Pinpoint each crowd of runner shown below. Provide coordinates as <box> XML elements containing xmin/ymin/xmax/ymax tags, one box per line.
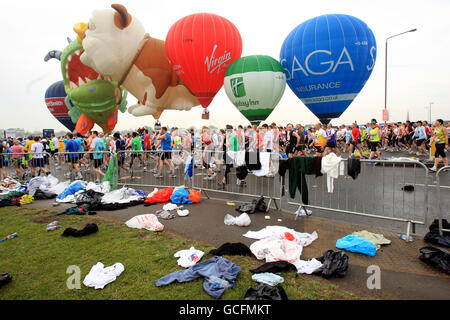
<box><xmin>0</xmin><ymin>118</ymin><xmax>448</xmax><ymax>181</ymax></box>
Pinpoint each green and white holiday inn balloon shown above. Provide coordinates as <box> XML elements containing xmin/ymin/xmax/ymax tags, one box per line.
<box><xmin>224</xmin><ymin>55</ymin><xmax>286</xmax><ymax>125</ymax></box>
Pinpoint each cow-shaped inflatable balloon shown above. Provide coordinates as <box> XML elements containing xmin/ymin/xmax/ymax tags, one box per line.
<box><xmin>78</xmin><ymin>4</ymin><xmax>200</xmax><ymax>119</ymax></box>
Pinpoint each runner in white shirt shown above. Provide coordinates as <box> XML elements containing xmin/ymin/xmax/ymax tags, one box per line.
<box><xmin>31</xmin><ymin>137</ymin><xmax>48</xmax><ymax>176</ymax></box>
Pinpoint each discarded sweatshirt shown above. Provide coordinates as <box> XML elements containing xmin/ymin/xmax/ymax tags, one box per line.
<box><xmin>155</xmin><ymin>256</ymin><xmax>241</xmax><ymax>299</ymax></box>
<box><xmin>250</xmin><ymin>261</ymin><xmax>297</xmax><ymax>274</ymax></box>
<box><xmin>209</xmin><ymin>243</ymin><xmax>253</xmax><ymax>257</ymax></box>
<box><xmin>62</xmin><ymin>223</ymin><xmax>98</xmax><ymax>237</ymax></box>
<box><xmin>419</xmin><ymin>246</ymin><xmax>450</xmax><ymax>274</ymax></box>
<box><xmin>336</xmin><ymin>235</ymin><xmax>377</xmax><ymax>256</ymax></box>
<box><xmin>125</xmin><ymin>214</ymin><xmax>164</xmax><ymax>232</ymax></box>
<box><xmin>252</xmin><ymin>272</ymin><xmax>284</xmax><ymax>286</ymax></box>
<box><xmin>347</xmin><ymin>158</ymin><xmax>361</xmax><ymax>180</ymax></box>
<box><xmin>313</xmin><ymin>250</ymin><xmax>349</xmax><ymax>278</ymax></box>
<box><xmin>352</xmin><ymin>230</ymin><xmax>391</xmax><ymax>250</ymax></box>
<box><xmin>278</xmin><ymin>156</ymin><xmax>314</xmax><ymax>204</ymax></box>
<box><xmin>320</xmin><ymin>153</ymin><xmax>345</xmax><ymax>193</ymax></box>
<box><xmin>244</xmin><ymin>283</ymin><xmax>290</xmax><ymax>300</ymax></box>
<box><xmin>174</xmin><ymin>247</ymin><xmax>204</xmax><ymax>268</ymax></box>
<box><xmin>83</xmin><ymin>262</ymin><xmax>125</xmax><ymax>289</ymax></box>
<box><xmin>0</xmin><ymin>273</ymin><xmax>12</xmax><ymax>288</ymax></box>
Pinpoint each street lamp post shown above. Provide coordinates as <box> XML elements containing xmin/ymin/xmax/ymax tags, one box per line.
<box><xmin>384</xmin><ymin>28</ymin><xmax>417</xmax><ymax>123</ymax></box>
<box><xmin>429</xmin><ymin>102</ymin><xmax>434</xmax><ymax>123</ymax></box>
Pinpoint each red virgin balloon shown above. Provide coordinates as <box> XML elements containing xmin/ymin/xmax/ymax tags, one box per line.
<box><xmin>165</xmin><ymin>13</ymin><xmax>242</xmax><ymax>113</ymax></box>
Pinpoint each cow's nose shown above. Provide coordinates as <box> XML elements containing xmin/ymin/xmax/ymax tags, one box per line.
<box><xmin>73</xmin><ymin>22</ymin><xmax>88</xmax><ymax>43</ymax></box>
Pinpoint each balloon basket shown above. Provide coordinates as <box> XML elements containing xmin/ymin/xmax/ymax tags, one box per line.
<box><xmin>201</xmin><ymin>112</ymin><xmax>209</xmax><ymax>120</ymax></box>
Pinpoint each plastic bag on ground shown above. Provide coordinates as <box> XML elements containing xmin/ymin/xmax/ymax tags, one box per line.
<box><xmin>187</xmin><ymin>189</ymin><xmax>201</xmax><ymax>203</ymax></box>
<box><xmin>144</xmin><ymin>187</ymin><xmax>174</xmax><ymax>204</ymax></box>
<box><xmin>163</xmin><ymin>203</ymin><xmax>178</xmax><ymax>211</ymax></box>
<box><xmin>83</xmin><ymin>262</ymin><xmax>124</xmax><ymax>289</ymax></box>
<box><xmin>313</xmin><ymin>250</ymin><xmax>349</xmax><ymax>278</ymax></box>
<box><xmin>102</xmin><ymin>187</ymin><xmax>143</xmax><ymax>204</ymax></box>
<box><xmin>336</xmin><ymin>235</ymin><xmax>377</xmax><ymax>256</ymax></box>
<box><xmin>250</xmin><ymin>237</ymin><xmax>303</xmax><ymax>263</ymax></box>
<box><xmin>125</xmin><ymin>214</ymin><xmax>164</xmax><ymax>232</ymax></box>
<box><xmin>224</xmin><ymin>213</ymin><xmax>251</xmax><ymax>227</ymax></box>
<box><xmin>419</xmin><ymin>246</ymin><xmax>450</xmax><ymax>274</ymax></box>
<box><xmin>243</xmin><ymin>226</ymin><xmax>318</xmax><ymax>247</ymax></box>
<box><xmin>86</xmin><ymin>181</ymin><xmax>111</xmax><ymax>194</ymax></box>
<box><xmin>251</xmin><ymin>272</ymin><xmax>284</xmax><ymax>286</ymax></box>
<box><xmin>170</xmin><ymin>188</ymin><xmax>193</xmax><ymax>204</ymax></box>
<box><xmin>56</xmin><ymin>182</ymin><xmax>86</xmax><ymax>201</ymax></box>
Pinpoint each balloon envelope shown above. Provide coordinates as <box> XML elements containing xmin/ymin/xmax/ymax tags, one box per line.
<box><xmin>165</xmin><ymin>13</ymin><xmax>243</xmax><ymax>109</ymax></box>
<box><xmin>224</xmin><ymin>55</ymin><xmax>286</xmax><ymax>125</ymax></box>
<box><xmin>280</xmin><ymin>14</ymin><xmax>377</xmax><ymax>124</ymax></box>
<box><xmin>44</xmin><ymin>80</ymin><xmax>76</xmax><ymax>131</ymax></box>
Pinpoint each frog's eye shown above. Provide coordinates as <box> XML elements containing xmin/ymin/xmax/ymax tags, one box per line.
<box><xmin>88</xmin><ymin>20</ymin><xmax>96</xmax><ymax>31</ymax></box>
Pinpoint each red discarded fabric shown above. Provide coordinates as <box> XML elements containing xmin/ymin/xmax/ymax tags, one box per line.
<box><xmin>187</xmin><ymin>189</ymin><xmax>201</xmax><ymax>203</ymax></box>
<box><xmin>144</xmin><ymin>187</ymin><xmax>174</xmax><ymax>204</ymax></box>
<box><xmin>283</xmin><ymin>232</ymin><xmax>295</xmax><ymax>241</ymax></box>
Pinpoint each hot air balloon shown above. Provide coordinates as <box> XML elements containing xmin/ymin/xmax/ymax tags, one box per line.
<box><xmin>44</xmin><ymin>80</ymin><xmax>76</xmax><ymax>132</ymax></box>
<box><xmin>224</xmin><ymin>55</ymin><xmax>286</xmax><ymax>125</ymax></box>
<box><xmin>280</xmin><ymin>14</ymin><xmax>377</xmax><ymax>124</ymax></box>
<box><xmin>165</xmin><ymin>13</ymin><xmax>243</xmax><ymax>119</ymax></box>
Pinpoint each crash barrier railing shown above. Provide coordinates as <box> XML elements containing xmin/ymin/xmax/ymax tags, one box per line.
<box><xmin>436</xmin><ymin>165</ymin><xmax>450</xmax><ymax>236</ymax></box>
<box><xmin>192</xmin><ymin>149</ymin><xmax>282</xmax><ymax>211</ymax></box>
<box><xmin>285</xmin><ymin>158</ymin><xmax>430</xmax><ymax>237</ymax></box>
<box><xmin>49</xmin><ymin>151</ymin><xmax>115</xmax><ymax>184</ymax></box>
<box><xmin>116</xmin><ymin>149</ymin><xmax>194</xmax><ymax>190</ymax></box>
<box><xmin>0</xmin><ymin>152</ymin><xmax>53</xmax><ymax>180</ymax></box>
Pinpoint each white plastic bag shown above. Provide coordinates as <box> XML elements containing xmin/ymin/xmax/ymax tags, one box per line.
<box><xmin>224</xmin><ymin>212</ymin><xmax>251</xmax><ymax>227</ymax></box>
<box><xmin>125</xmin><ymin>214</ymin><xmax>164</xmax><ymax>232</ymax></box>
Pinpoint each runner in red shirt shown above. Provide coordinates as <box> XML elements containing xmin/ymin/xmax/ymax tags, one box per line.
<box><xmin>349</xmin><ymin>123</ymin><xmax>365</xmax><ymax>158</ymax></box>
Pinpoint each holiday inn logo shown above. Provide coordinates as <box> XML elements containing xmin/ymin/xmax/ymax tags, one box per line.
<box><xmin>230</xmin><ymin>77</ymin><xmax>246</xmax><ymax>98</ymax></box>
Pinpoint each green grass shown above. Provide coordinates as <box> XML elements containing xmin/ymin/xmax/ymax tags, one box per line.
<box><xmin>0</xmin><ymin>207</ymin><xmax>357</xmax><ymax>300</ymax></box>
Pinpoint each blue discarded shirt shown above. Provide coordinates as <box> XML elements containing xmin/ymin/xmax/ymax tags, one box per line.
<box><xmin>155</xmin><ymin>256</ymin><xmax>241</xmax><ymax>299</ymax></box>
<box><xmin>336</xmin><ymin>235</ymin><xmax>377</xmax><ymax>256</ymax></box>
<box><xmin>56</xmin><ymin>182</ymin><xmax>85</xmax><ymax>200</ymax></box>
<box><xmin>170</xmin><ymin>188</ymin><xmax>193</xmax><ymax>204</ymax></box>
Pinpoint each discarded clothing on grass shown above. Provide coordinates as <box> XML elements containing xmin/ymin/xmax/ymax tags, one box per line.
<box><xmin>0</xmin><ymin>273</ymin><xmax>12</xmax><ymax>288</ymax></box>
<box><xmin>235</xmin><ymin>196</ymin><xmax>267</xmax><ymax>214</ymax></box>
<box><xmin>224</xmin><ymin>212</ymin><xmax>251</xmax><ymax>227</ymax></box>
<box><xmin>2</xmin><ymin>190</ymin><xmax>26</xmax><ymax>200</ymax></box>
<box><xmin>155</xmin><ymin>256</ymin><xmax>241</xmax><ymax>299</ymax></box>
<box><xmin>101</xmin><ymin>187</ymin><xmax>144</xmax><ymax>204</ymax></box>
<box><xmin>321</xmin><ymin>153</ymin><xmax>345</xmax><ymax>193</ymax></box>
<box><xmin>170</xmin><ymin>188</ymin><xmax>193</xmax><ymax>204</ymax></box>
<box><xmin>336</xmin><ymin>235</ymin><xmax>377</xmax><ymax>256</ymax></box>
<box><xmin>313</xmin><ymin>250</ymin><xmax>349</xmax><ymax>278</ymax></box>
<box><xmin>155</xmin><ymin>209</ymin><xmax>176</xmax><ymax>220</ymax></box>
<box><xmin>252</xmin><ymin>272</ymin><xmax>284</xmax><ymax>286</ymax></box>
<box><xmin>19</xmin><ymin>195</ymin><xmax>33</xmax><ymax>205</ymax></box>
<box><xmin>0</xmin><ymin>178</ymin><xmax>21</xmax><ymax>194</ymax></box>
<box><xmin>424</xmin><ymin>219</ymin><xmax>450</xmax><ymax>248</ymax></box>
<box><xmin>56</xmin><ymin>181</ymin><xmax>86</xmax><ymax>202</ymax></box>
<box><xmin>250</xmin><ymin>237</ymin><xmax>304</xmax><ymax>263</ymax></box>
<box><xmin>347</xmin><ymin>158</ymin><xmax>361</xmax><ymax>180</ymax></box>
<box><xmin>85</xmin><ymin>181</ymin><xmax>110</xmax><ymax>194</ymax></box>
<box><xmin>33</xmin><ymin>190</ymin><xmax>57</xmax><ymax>200</ymax></box>
<box><xmin>244</xmin><ymin>283</ymin><xmax>290</xmax><ymax>300</ymax></box>
<box><xmin>0</xmin><ymin>198</ymin><xmax>20</xmax><ymax>208</ymax></box>
<box><xmin>163</xmin><ymin>203</ymin><xmax>178</xmax><ymax>211</ymax></box>
<box><xmin>209</xmin><ymin>243</ymin><xmax>252</xmax><ymax>257</ymax></box>
<box><xmin>55</xmin><ymin>206</ymin><xmax>92</xmax><ymax>216</ymax></box>
<box><xmin>27</xmin><ymin>175</ymin><xmax>59</xmax><ymax>196</ymax></box>
<box><xmin>125</xmin><ymin>214</ymin><xmax>164</xmax><ymax>232</ymax></box>
<box><xmin>351</xmin><ymin>230</ymin><xmax>391</xmax><ymax>250</ymax></box>
<box><xmin>250</xmin><ymin>261</ymin><xmax>297</xmax><ymax>274</ymax></box>
<box><xmin>419</xmin><ymin>246</ymin><xmax>450</xmax><ymax>274</ymax></box>
<box><xmin>144</xmin><ymin>187</ymin><xmax>174</xmax><ymax>204</ymax></box>
<box><xmin>244</xmin><ymin>226</ymin><xmax>318</xmax><ymax>247</ymax></box>
<box><xmin>292</xmin><ymin>258</ymin><xmax>323</xmax><ymax>274</ymax></box>
<box><xmin>62</xmin><ymin>223</ymin><xmax>98</xmax><ymax>237</ymax></box>
<box><xmin>83</xmin><ymin>262</ymin><xmax>125</xmax><ymax>290</ymax></box>
<box><xmin>174</xmin><ymin>246</ymin><xmax>204</xmax><ymax>268</ymax></box>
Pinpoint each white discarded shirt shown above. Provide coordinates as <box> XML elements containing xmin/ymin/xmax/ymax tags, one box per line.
<box><xmin>320</xmin><ymin>153</ymin><xmax>345</xmax><ymax>193</ymax></box>
<box><xmin>292</xmin><ymin>258</ymin><xmax>323</xmax><ymax>274</ymax></box>
<box><xmin>83</xmin><ymin>262</ymin><xmax>125</xmax><ymax>290</ymax></box>
<box><xmin>173</xmin><ymin>246</ymin><xmax>204</xmax><ymax>268</ymax></box>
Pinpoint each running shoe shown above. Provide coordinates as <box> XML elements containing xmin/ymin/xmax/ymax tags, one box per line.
<box><xmin>150</xmin><ymin>168</ymin><xmax>157</xmax><ymax>173</ymax></box>
<box><xmin>143</xmin><ymin>167</ymin><xmax>147</xmax><ymax>171</ymax></box>
<box><xmin>154</xmin><ymin>174</ymin><xmax>164</xmax><ymax>178</ymax></box>
<box><xmin>169</xmin><ymin>174</ymin><xmax>177</xmax><ymax>178</ymax></box>
<box><xmin>65</xmin><ymin>172</ymin><xmax>71</xmax><ymax>178</ymax></box>
<box><xmin>77</xmin><ymin>172</ymin><xmax>83</xmax><ymax>179</ymax></box>
<box><xmin>429</xmin><ymin>166</ymin><xmax>437</xmax><ymax>172</ymax></box>
<box><xmin>207</xmin><ymin>173</ymin><xmax>217</xmax><ymax>180</ymax></box>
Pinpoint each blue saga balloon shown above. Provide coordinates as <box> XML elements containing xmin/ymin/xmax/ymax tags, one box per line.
<box><xmin>280</xmin><ymin>14</ymin><xmax>377</xmax><ymax>124</ymax></box>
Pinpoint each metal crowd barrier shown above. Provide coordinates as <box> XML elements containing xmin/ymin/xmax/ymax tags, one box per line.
<box><xmin>192</xmin><ymin>149</ymin><xmax>282</xmax><ymax>211</ymax></box>
<box><xmin>436</xmin><ymin>165</ymin><xmax>450</xmax><ymax>236</ymax></box>
<box><xmin>285</xmin><ymin>157</ymin><xmax>431</xmax><ymax>237</ymax></box>
<box><xmin>0</xmin><ymin>152</ymin><xmax>52</xmax><ymax>180</ymax></box>
<box><xmin>50</xmin><ymin>151</ymin><xmax>115</xmax><ymax>183</ymax></box>
<box><xmin>116</xmin><ymin>149</ymin><xmax>194</xmax><ymax>190</ymax></box>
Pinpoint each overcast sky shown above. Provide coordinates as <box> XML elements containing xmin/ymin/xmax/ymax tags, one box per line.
<box><xmin>1</xmin><ymin>0</ymin><xmax>449</xmax><ymax>132</ymax></box>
